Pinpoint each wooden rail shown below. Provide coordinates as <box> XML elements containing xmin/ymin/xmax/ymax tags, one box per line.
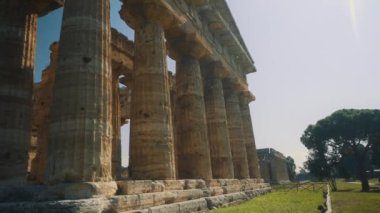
<box><xmin>276</xmin><ymin>181</ymin><xmax>328</xmax><ymax>192</ymax></box>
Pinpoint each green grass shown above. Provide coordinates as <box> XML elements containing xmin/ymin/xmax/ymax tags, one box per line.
<box><xmin>211</xmin><ymin>179</ymin><xmax>380</xmax><ymax>213</ymax></box>
<box><xmin>211</xmin><ymin>189</ymin><xmax>324</xmax><ymax>213</ymax></box>
<box><xmin>332</xmin><ymin>179</ymin><xmax>380</xmax><ymax>213</ymax></box>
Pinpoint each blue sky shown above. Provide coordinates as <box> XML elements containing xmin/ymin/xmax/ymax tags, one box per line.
<box><xmin>36</xmin><ymin>0</ymin><xmax>380</xmax><ymax>170</ymax></box>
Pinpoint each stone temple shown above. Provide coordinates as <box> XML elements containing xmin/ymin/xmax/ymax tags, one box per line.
<box><xmin>257</xmin><ymin>148</ymin><xmax>290</xmax><ymax>185</ymax></box>
<box><xmin>0</xmin><ymin>0</ymin><xmax>271</xmax><ymax>212</ymax></box>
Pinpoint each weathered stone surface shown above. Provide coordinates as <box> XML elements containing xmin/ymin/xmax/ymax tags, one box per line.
<box><xmin>27</xmin><ymin>27</ymin><xmax>133</xmax><ymax>181</ymax></box>
<box><xmin>175</xmin><ymin>56</ymin><xmax>213</xmax><ymax>180</ymax></box>
<box><xmin>209</xmin><ymin>187</ymin><xmax>224</xmax><ymax>196</ymax></box>
<box><xmin>257</xmin><ymin>148</ymin><xmax>290</xmax><ymax>184</ymax></box>
<box><xmin>171</xmin><ymin>189</ymin><xmax>204</xmax><ymax>202</ymax></box>
<box><xmin>29</xmin><ymin>42</ymin><xmax>59</xmax><ymax>183</ymax></box>
<box><xmin>223</xmin><ymin>81</ymin><xmax>250</xmax><ymax>179</ymax></box>
<box><xmin>129</xmin><ymin>20</ymin><xmax>175</xmax><ymax>180</ymax></box>
<box><xmin>0</xmin><ymin>197</ymin><xmax>112</xmax><ymax>213</ymax></box>
<box><xmin>240</xmin><ymin>95</ymin><xmax>261</xmax><ymax>178</ymax></box>
<box><xmin>46</xmin><ymin>0</ymin><xmax>113</xmax><ymax>183</ymax></box>
<box><xmin>0</xmin><ymin>182</ymin><xmax>117</xmax><ymax>203</ymax></box>
<box><xmin>112</xmin><ymin>72</ymin><xmax>122</xmax><ymax>180</ymax></box>
<box><xmin>184</xmin><ymin>179</ymin><xmax>207</xmax><ymax>190</ymax></box>
<box><xmin>111</xmin><ymin>191</ymin><xmax>177</xmax><ymax>212</ymax></box>
<box><xmin>203</xmin><ymin>68</ymin><xmax>234</xmax><ymax>179</ymax></box>
<box><xmin>39</xmin><ymin>182</ymin><xmax>118</xmax><ymax>201</ymax></box>
<box><xmin>0</xmin><ymin>1</ymin><xmax>37</xmax><ymax>182</ymax></box>
<box><xmin>163</xmin><ymin>180</ymin><xmax>185</xmax><ymax>191</ymax></box>
<box><xmin>0</xmin><ymin>179</ymin><xmax>271</xmax><ymax>212</ymax></box>
<box><xmin>178</xmin><ymin>199</ymin><xmax>208</xmax><ymax>212</ymax></box>
<box><xmin>117</xmin><ymin>180</ymin><xmax>161</xmax><ymax>194</ymax></box>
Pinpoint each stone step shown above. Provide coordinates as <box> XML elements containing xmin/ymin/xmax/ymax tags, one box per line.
<box><xmin>122</xmin><ymin>187</ymin><xmax>272</xmax><ymax>213</ymax></box>
<box><xmin>0</xmin><ymin>179</ymin><xmax>271</xmax><ymax>212</ymax></box>
<box><xmin>123</xmin><ymin>198</ymin><xmax>209</xmax><ymax>213</ymax></box>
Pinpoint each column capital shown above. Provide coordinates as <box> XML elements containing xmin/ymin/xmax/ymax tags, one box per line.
<box><xmin>120</xmin><ymin>0</ymin><xmax>176</xmax><ymax>29</ymax></box>
<box><xmin>167</xmin><ymin>38</ymin><xmax>209</xmax><ymax>61</ymax></box>
<box><xmin>202</xmin><ymin>62</ymin><xmax>229</xmax><ymax>79</ymax></box>
<box><xmin>239</xmin><ymin>91</ymin><xmax>256</xmax><ymax>105</ymax></box>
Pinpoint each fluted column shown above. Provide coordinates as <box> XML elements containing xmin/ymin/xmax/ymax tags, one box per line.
<box><xmin>223</xmin><ymin>80</ymin><xmax>250</xmax><ymax>179</ymax></box>
<box><xmin>47</xmin><ymin>0</ymin><xmax>113</xmax><ymax>183</ymax></box>
<box><xmin>203</xmin><ymin>68</ymin><xmax>234</xmax><ymax>179</ymax></box>
<box><xmin>111</xmin><ymin>72</ymin><xmax>122</xmax><ymax>179</ymax></box>
<box><xmin>240</xmin><ymin>95</ymin><xmax>261</xmax><ymax>178</ymax></box>
<box><xmin>0</xmin><ymin>1</ymin><xmax>37</xmax><ymax>181</ymax></box>
<box><xmin>129</xmin><ymin>20</ymin><xmax>176</xmax><ymax>180</ymax></box>
<box><xmin>175</xmin><ymin>56</ymin><xmax>212</xmax><ymax>180</ymax></box>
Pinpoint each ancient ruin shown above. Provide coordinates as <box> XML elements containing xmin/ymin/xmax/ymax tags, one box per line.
<box><xmin>257</xmin><ymin>148</ymin><xmax>290</xmax><ymax>184</ymax></box>
<box><xmin>0</xmin><ymin>0</ymin><xmax>269</xmax><ymax>211</ymax></box>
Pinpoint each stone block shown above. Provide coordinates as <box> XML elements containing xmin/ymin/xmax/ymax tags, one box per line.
<box><xmin>224</xmin><ymin>179</ymin><xmax>240</xmax><ymax>186</ymax></box>
<box><xmin>0</xmin><ymin>198</ymin><xmax>111</xmax><ymax>213</ymax></box>
<box><xmin>172</xmin><ymin>189</ymin><xmax>204</xmax><ymax>202</ymax></box>
<box><xmin>205</xmin><ymin>195</ymin><xmax>227</xmax><ymax>209</ymax></box>
<box><xmin>224</xmin><ymin>192</ymin><xmax>249</xmax><ymax>203</ymax></box>
<box><xmin>110</xmin><ymin>195</ymin><xmax>141</xmax><ymax>211</ymax></box>
<box><xmin>163</xmin><ymin>180</ymin><xmax>185</xmax><ymax>191</ymax></box>
<box><xmin>222</xmin><ymin>184</ymin><xmax>242</xmax><ymax>194</ymax></box>
<box><xmin>148</xmin><ymin>203</ymin><xmax>180</xmax><ymax>213</ymax></box>
<box><xmin>209</xmin><ymin>187</ymin><xmax>224</xmax><ymax>196</ymax></box>
<box><xmin>110</xmin><ymin>191</ymin><xmax>177</xmax><ymax>212</ymax></box>
<box><xmin>36</xmin><ymin>182</ymin><xmax>117</xmax><ymax>201</ymax></box>
<box><xmin>152</xmin><ymin>181</ymin><xmax>165</xmax><ymax>192</ymax></box>
<box><xmin>0</xmin><ymin>185</ymin><xmax>47</xmax><ymax>202</ymax></box>
<box><xmin>117</xmin><ymin>180</ymin><xmax>153</xmax><ymax>194</ymax></box>
<box><xmin>205</xmin><ymin>179</ymin><xmax>221</xmax><ymax>187</ymax></box>
<box><xmin>178</xmin><ymin>199</ymin><xmax>208</xmax><ymax>213</ymax></box>
<box><xmin>184</xmin><ymin>179</ymin><xmax>206</xmax><ymax>189</ymax></box>
<box><xmin>152</xmin><ymin>192</ymin><xmax>176</xmax><ymax>205</ymax></box>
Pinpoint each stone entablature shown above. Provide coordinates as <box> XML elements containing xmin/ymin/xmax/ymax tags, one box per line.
<box><xmin>121</xmin><ymin>0</ymin><xmax>255</xmax><ymax>96</ymax></box>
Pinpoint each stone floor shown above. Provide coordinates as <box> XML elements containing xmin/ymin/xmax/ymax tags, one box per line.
<box><xmin>0</xmin><ymin>179</ymin><xmax>271</xmax><ymax>212</ymax></box>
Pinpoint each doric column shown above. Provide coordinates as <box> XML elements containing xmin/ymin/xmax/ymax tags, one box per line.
<box><xmin>223</xmin><ymin>80</ymin><xmax>250</xmax><ymax>179</ymax></box>
<box><xmin>30</xmin><ymin>42</ymin><xmax>59</xmax><ymax>183</ymax></box>
<box><xmin>46</xmin><ymin>0</ymin><xmax>113</xmax><ymax>183</ymax></box>
<box><xmin>175</xmin><ymin>56</ymin><xmax>212</xmax><ymax>180</ymax></box>
<box><xmin>203</xmin><ymin>66</ymin><xmax>234</xmax><ymax>179</ymax></box>
<box><xmin>111</xmin><ymin>72</ymin><xmax>121</xmax><ymax>179</ymax></box>
<box><xmin>240</xmin><ymin>93</ymin><xmax>261</xmax><ymax>178</ymax></box>
<box><xmin>0</xmin><ymin>1</ymin><xmax>37</xmax><ymax>181</ymax></box>
<box><xmin>129</xmin><ymin>20</ymin><xmax>176</xmax><ymax>180</ymax></box>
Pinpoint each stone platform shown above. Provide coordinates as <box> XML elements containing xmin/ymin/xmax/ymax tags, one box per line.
<box><xmin>0</xmin><ymin>179</ymin><xmax>271</xmax><ymax>212</ymax></box>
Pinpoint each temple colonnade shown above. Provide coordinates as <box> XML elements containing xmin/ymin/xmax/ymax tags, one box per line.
<box><xmin>0</xmin><ymin>0</ymin><xmax>260</xmax><ymax>184</ymax></box>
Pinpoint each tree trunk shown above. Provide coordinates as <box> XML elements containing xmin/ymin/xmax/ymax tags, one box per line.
<box><xmin>356</xmin><ymin>154</ymin><xmax>370</xmax><ymax>192</ymax></box>
<box><xmin>328</xmin><ymin>177</ymin><xmax>337</xmax><ymax>191</ymax></box>
<box><xmin>359</xmin><ymin>169</ymin><xmax>370</xmax><ymax>192</ymax></box>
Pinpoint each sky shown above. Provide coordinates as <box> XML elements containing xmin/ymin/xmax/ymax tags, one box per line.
<box><xmin>35</xmin><ymin>0</ymin><xmax>380</xmax><ymax>170</ymax></box>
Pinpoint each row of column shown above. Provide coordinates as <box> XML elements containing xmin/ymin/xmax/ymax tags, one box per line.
<box><xmin>0</xmin><ymin>0</ymin><xmax>259</xmax><ymax>183</ymax></box>
<box><xmin>128</xmin><ymin>14</ymin><xmax>260</xmax><ymax>180</ymax></box>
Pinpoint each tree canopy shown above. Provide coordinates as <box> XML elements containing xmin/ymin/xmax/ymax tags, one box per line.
<box><xmin>301</xmin><ymin>109</ymin><xmax>380</xmax><ymax>191</ymax></box>
<box><xmin>286</xmin><ymin>156</ymin><xmax>296</xmax><ymax>181</ymax></box>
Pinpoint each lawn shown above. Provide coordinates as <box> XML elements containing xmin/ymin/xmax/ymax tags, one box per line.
<box><xmin>211</xmin><ymin>187</ymin><xmax>324</xmax><ymax>213</ymax></box>
<box><xmin>211</xmin><ymin>180</ymin><xmax>380</xmax><ymax>213</ymax></box>
<box><xmin>332</xmin><ymin>179</ymin><xmax>380</xmax><ymax>213</ymax></box>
